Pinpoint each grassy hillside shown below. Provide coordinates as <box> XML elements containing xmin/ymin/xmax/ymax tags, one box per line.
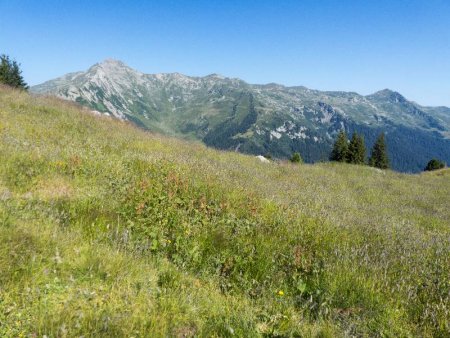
<box><xmin>1</xmin><ymin>86</ymin><xmax>449</xmax><ymax>337</ymax></box>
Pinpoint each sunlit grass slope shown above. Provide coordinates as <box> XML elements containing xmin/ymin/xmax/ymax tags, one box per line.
<box><xmin>1</xmin><ymin>86</ymin><xmax>449</xmax><ymax>337</ymax></box>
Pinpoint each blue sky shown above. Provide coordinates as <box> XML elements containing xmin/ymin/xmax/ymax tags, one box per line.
<box><xmin>1</xmin><ymin>0</ymin><xmax>449</xmax><ymax>106</ymax></box>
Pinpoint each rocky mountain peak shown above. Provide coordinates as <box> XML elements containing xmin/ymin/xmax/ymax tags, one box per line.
<box><xmin>87</xmin><ymin>59</ymin><xmax>137</xmax><ymax>76</ymax></box>
<box><xmin>368</xmin><ymin>89</ymin><xmax>407</xmax><ymax>103</ymax></box>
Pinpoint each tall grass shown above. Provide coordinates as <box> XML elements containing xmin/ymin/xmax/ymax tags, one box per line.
<box><xmin>0</xmin><ymin>86</ymin><xmax>449</xmax><ymax>336</ymax></box>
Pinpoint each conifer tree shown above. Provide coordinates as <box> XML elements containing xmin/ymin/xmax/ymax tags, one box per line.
<box><xmin>424</xmin><ymin>158</ymin><xmax>445</xmax><ymax>171</ymax></box>
<box><xmin>347</xmin><ymin>132</ymin><xmax>366</xmax><ymax>164</ymax></box>
<box><xmin>369</xmin><ymin>133</ymin><xmax>390</xmax><ymax>169</ymax></box>
<box><xmin>0</xmin><ymin>54</ymin><xmax>28</xmax><ymax>90</ymax></box>
<box><xmin>330</xmin><ymin>130</ymin><xmax>348</xmax><ymax>162</ymax></box>
<box><xmin>290</xmin><ymin>152</ymin><xmax>303</xmax><ymax>164</ymax></box>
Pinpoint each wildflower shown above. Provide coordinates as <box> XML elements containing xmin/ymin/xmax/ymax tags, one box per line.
<box><xmin>278</xmin><ymin>290</ymin><xmax>284</xmax><ymax>296</ymax></box>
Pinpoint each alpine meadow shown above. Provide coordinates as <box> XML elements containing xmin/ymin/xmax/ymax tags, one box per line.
<box><xmin>1</xmin><ymin>86</ymin><xmax>449</xmax><ymax>336</ymax></box>
<box><xmin>2</xmin><ymin>1</ymin><xmax>450</xmax><ymax>337</ymax></box>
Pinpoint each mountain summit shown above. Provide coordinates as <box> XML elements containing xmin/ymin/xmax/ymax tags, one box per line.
<box><xmin>31</xmin><ymin>60</ymin><xmax>450</xmax><ymax>172</ymax></box>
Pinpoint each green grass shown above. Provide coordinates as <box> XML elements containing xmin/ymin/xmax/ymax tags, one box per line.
<box><xmin>0</xmin><ymin>85</ymin><xmax>449</xmax><ymax>337</ymax></box>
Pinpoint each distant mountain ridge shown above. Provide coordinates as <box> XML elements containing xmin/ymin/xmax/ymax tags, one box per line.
<box><xmin>31</xmin><ymin>59</ymin><xmax>450</xmax><ymax>172</ymax></box>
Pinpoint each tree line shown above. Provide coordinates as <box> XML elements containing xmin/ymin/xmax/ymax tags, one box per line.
<box><xmin>289</xmin><ymin>131</ymin><xmax>390</xmax><ymax>169</ymax></box>
<box><xmin>328</xmin><ymin>130</ymin><xmax>446</xmax><ymax>171</ymax></box>
<box><xmin>329</xmin><ymin>130</ymin><xmax>390</xmax><ymax>169</ymax></box>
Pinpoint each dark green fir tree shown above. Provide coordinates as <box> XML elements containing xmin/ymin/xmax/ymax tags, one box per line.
<box><xmin>369</xmin><ymin>133</ymin><xmax>390</xmax><ymax>169</ymax></box>
<box><xmin>348</xmin><ymin>132</ymin><xmax>366</xmax><ymax>165</ymax></box>
<box><xmin>330</xmin><ymin>130</ymin><xmax>348</xmax><ymax>162</ymax></box>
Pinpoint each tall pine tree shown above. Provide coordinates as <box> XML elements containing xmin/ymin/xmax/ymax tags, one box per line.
<box><xmin>0</xmin><ymin>54</ymin><xmax>28</xmax><ymax>90</ymax></box>
<box><xmin>330</xmin><ymin>130</ymin><xmax>348</xmax><ymax>162</ymax></box>
<box><xmin>347</xmin><ymin>132</ymin><xmax>366</xmax><ymax>164</ymax></box>
<box><xmin>369</xmin><ymin>133</ymin><xmax>390</xmax><ymax>169</ymax></box>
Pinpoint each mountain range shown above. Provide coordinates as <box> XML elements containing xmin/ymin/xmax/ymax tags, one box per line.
<box><xmin>31</xmin><ymin>59</ymin><xmax>450</xmax><ymax>172</ymax></box>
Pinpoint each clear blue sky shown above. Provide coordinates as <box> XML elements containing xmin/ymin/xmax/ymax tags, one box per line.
<box><xmin>1</xmin><ymin>0</ymin><xmax>449</xmax><ymax>106</ymax></box>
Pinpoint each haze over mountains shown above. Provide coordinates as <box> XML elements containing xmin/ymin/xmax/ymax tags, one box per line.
<box><xmin>31</xmin><ymin>59</ymin><xmax>450</xmax><ymax>172</ymax></box>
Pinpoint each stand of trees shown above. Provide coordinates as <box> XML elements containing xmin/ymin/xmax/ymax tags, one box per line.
<box><xmin>330</xmin><ymin>131</ymin><xmax>390</xmax><ymax>169</ymax></box>
<box><xmin>0</xmin><ymin>54</ymin><xmax>28</xmax><ymax>90</ymax></box>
